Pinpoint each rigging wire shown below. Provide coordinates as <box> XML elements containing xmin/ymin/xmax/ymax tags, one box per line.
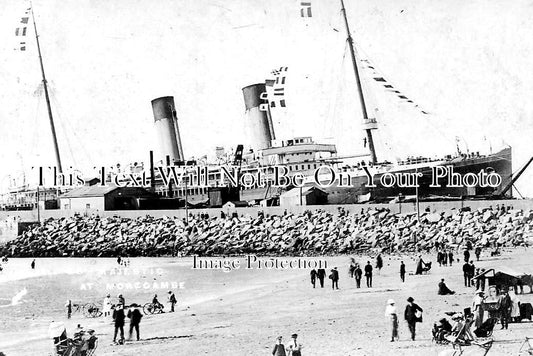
<box><xmin>353</xmin><ymin>41</ymin><xmax>457</xmax><ymax>148</ymax></box>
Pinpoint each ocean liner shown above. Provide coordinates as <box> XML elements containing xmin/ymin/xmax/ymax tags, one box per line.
<box><xmin>2</xmin><ymin>1</ymin><xmax>520</xmax><ymax>210</ymax></box>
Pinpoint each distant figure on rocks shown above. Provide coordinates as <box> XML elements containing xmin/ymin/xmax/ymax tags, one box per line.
<box><xmin>376</xmin><ymin>254</ymin><xmax>383</xmax><ymax>274</ymax></box>
<box><xmin>354</xmin><ymin>264</ymin><xmax>362</xmax><ymax>288</ymax></box>
<box><xmin>385</xmin><ymin>299</ymin><xmax>399</xmax><ymax>342</ymax></box>
<box><xmin>438</xmin><ymin>279</ymin><xmax>455</xmax><ymax>295</ymax></box>
<box><xmin>310</xmin><ymin>269</ymin><xmax>317</xmax><ymax>288</ymax></box>
<box><xmin>287</xmin><ymin>334</ymin><xmax>302</xmax><ymax>356</ymax></box>
<box><xmin>31</xmin><ymin>259</ymin><xmax>35</xmax><ymax>269</ymax></box>
<box><xmin>168</xmin><ymin>291</ymin><xmax>177</xmax><ymax>312</ymax></box>
<box><xmin>464</xmin><ymin>249</ymin><xmax>470</xmax><ymax>263</ymax></box>
<box><xmin>400</xmin><ymin>261</ymin><xmax>406</xmax><ymax>282</ymax></box>
<box><xmin>272</xmin><ymin>336</ymin><xmax>286</xmax><ymax>356</ymax></box>
<box><xmin>404</xmin><ymin>297</ymin><xmax>423</xmax><ymax>341</ymax></box>
<box><xmin>329</xmin><ymin>267</ymin><xmax>339</xmax><ymax>290</ymax></box>
<box><xmin>364</xmin><ymin>261</ymin><xmax>373</xmax><ymax>288</ymax></box>
<box><xmin>117</xmin><ymin>256</ymin><xmax>121</xmax><ymax>265</ymax></box>
<box><xmin>317</xmin><ymin>268</ymin><xmax>326</xmax><ymax>288</ymax></box>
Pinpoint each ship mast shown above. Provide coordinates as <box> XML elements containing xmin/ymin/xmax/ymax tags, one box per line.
<box><xmin>30</xmin><ymin>4</ymin><xmax>63</xmax><ymax>173</ymax></box>
<box><xmin>340</xmin><ymin>0</ymin><xmax>378</xmax><ymax>164</ymax></box>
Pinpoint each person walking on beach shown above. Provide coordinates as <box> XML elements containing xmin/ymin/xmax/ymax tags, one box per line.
<box><xmin>475</xmin><ymin>246</ymin><xmax>482</xmax><ymax>261</ymax></box>
<box><xmin>271</xmin><ymin>336</ymin><xmax>286</xmax><ymax>356</ymax></box>
<box><xmin>349</xmin><ymin>258</ymin><xmax>356</xmax><ymax>278</ymax></box>
<box><xmin>354</xmin><ymin>264</ymin><xmax>362</xmax><ymax>288</ymax></box>
<box><xmin>400</xmin><ymin>261</ymin><xmax>406</xmax><ymax>282</ymax></box>
<box><xmin>464</xmin><ymin>249</ymin><xmax>470</xmax><ymax>263</ymax></box>
<box><xmin>468</xmin><ymin>261</ymin><xmax>476</xmax><ymax>287</ymax></box>
<box><xmin>168</xmin><ymin>291</ymin><xmax>177</xmax><ymax>312</ymax></box>
<box><xmin>31</xmin><ymin>259</ymin><xmax>35</xmax><ymax>269</ymax></box>
<box><xmin>365</xmin><ymin>261</ymin><xmax>373</xmax><ymax>287</ymax></box>
<box><xmin>317</xmin><ymin>268</ymin><xmax>326</xmax><ymax>288</ymax></box>
<box><xmin>415</xmin><ymin>256</ymin><xmax>425</xmax><ymax>275</ymax></box>
<box><xmin>447</xmin><ymin>250</ymin><xmax>454</xmax><ymax>266</ymax></box>
<box><xmin>287</xmin><ymin>334</ymin><xmax>302</xmax><ymax>356</ymax></box>
<box><xmin>112</xmin><ymin>304</ymin><xmax>126</xmax><ymax>344</ymax></box>
<box><xmin>385</xmin><ymin>299</ymin><xmax>399</xmax><ymax>342</ymax></box>
<box><xmin>118</xmin><ymin>294</ymin><xmax>125</xmax><ymax>307</ymax></box>
<box><xmin>310</xmin><ymin>269</ymin><xmax>317</xmax><ymax>288</ymax></box>
<box><xmin>376</xmin><ymin>254</ymin><xmax>383</xmax><ymax>274</ymax></box>
<box><xmin>463</xmin><ymin>262</ymin><xmax>471</xmax><ymax>287</ymax></box>
<box><xmin>329</xmin><ymin>267</ymin><xmax>339</xmax><ymax>290</ymax></box>
<box><xmin>127</xmin><ymin>303</ymin><xmax>143</xmax><ymax>341</ymax></box>
<box><xmin>103</xmin><ymin>294</ymin><xmax>112</xmax><ymax>317</ymax></box>
<box><xmin>404</xmin><ymin>297</ymin><xmax>423</xmax><ymax>341</ymax></box>
<box><xmin>437</xmin><ymin>250</ymin><xmax>444</xmax><ymax>267</ymax></box>
<box><xmin>499</xmin><ymin>288</ymin><xmax>512</xmax><ymax>330</ymax></box>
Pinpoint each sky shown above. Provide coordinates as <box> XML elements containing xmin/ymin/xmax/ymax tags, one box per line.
<box><xmin>0</xmin><ymin>0</ymin><xmax>532</xmax><ymax>196</ymax></box>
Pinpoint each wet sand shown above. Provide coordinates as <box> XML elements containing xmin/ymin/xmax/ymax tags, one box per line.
<box><xmin>0</xmin><ymin>249</ymin><xmax>532</xmax><ymax>355</ymax></box>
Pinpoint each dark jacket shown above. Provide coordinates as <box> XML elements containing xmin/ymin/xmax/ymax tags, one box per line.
<box><xmin>317</xmin><ymin>269</ymin><xmax>326</xmax><ymax>279</ymax></box>
<box><xmin>310</xmin><ymin>269</ymin><xmax>317</xmax><ymax>279</ymax></box>
<box><xmin>113</xmin><ymin>308</ymin><xmax>126</xmax><ymax>327</ymax></box>
<box><xmin>400</xmin><ymin>264</ymin><xmax>406</xmax><ymax>274</ymax></box>
<box><xmin>169</xmin><ymin>293</ymin><xmax>177</xmax><ymax>304</ymax></box>
<box><xmin>127</xmin><ymin>308</ymin><xmax>143</xmax><ymax>325</ymax></box>
<box><xmin>329</xmin><ymin>269</ymin><xmax>339</xmax><ymax>281</ymax></box>
<box><xmin>364</xmin><ymin>264</ymin><xmax>373</xmax><ymax>276</ymax></box>
<box><xmin>272</xmin><ymin>343</ymin><xmax>286</xmax><ymax>356</ymax></box>
<box><xmin>354</xmin><ymin>267</ymin><xmax>362</xmax><ymax>279</ymax></box>
<box><xmin>404</xmin><ymin>303</ymin><xmax>423</xmax><ymax>323</ymax></box>
<box><xmin>462</xmin><ymin>263</ymin><xmax>470</xmax><ymax>274</ymax></box>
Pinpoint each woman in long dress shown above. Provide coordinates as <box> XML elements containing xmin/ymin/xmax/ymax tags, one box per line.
<box><xmin>385</xmin><ymin>299</ymin><xmax>399</xmax><ymax>342</ymax></box>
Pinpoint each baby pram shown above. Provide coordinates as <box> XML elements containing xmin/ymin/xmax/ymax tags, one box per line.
<box><xmin>50</xmin><ymin>325</ymin><xmax>98</xmax><ymax>356</ymax></box>
<box><xmin>473</xmin><ymin>317</ymin><xmax>497</xmax><ymax>338</ymax></box>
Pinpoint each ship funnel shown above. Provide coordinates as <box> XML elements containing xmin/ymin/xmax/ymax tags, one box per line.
<box><xmin>242</xmin><ymin>83</ymin><xmax>275</xmax><ymax>151</ymax></box>
<box><xmin>151</xmin><ymin>96</ymin><xmax>184</xmax><ymax>163</ymax></box>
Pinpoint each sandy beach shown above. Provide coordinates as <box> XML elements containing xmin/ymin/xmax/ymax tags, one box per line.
<box><xmin>0</xmin><ymin>248</ymin><xmax>532</xmax><ymax>355</ymax></box>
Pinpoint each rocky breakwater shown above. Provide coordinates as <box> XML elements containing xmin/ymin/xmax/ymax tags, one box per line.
<box><xmin>1</xmin><ymin>206</ymin><xmax>532</xmax><ymax>257</ymax></box>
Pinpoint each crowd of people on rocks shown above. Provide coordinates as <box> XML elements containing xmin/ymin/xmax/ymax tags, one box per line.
<box><xmin>0</xmin><ymin>204</ymin><xmax>531</xmax><ymax>257</ymax></box>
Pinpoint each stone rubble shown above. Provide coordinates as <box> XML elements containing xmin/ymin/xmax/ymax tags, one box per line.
<box><xmin>1</xmin><ymin>206</ymin><xmax>532</xmax><ymax>257</ymax></box>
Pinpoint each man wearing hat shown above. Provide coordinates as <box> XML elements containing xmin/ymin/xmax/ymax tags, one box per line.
<box><xmin>404</xmin><ymin>297</ymin><xmax>423</xmax><ymax>341</ymax></box>
<box><xmin>127</xmin><ymin>303</ymin><xmax>143</xmax><ymax>341</ymax></box>
<box><xmin>271</xmin><ymin>336</ymin><xmax>286</xmax><ymax>356</ymax></box>
<box><xmin>112</xmin><ymin>303</ymin><xmax>126</xmax><ymax>344</ymax></box>
<box><xmin>287</xmin><ymin>334</ymin><xmax>302</xmax><ymax>356</ymax></box>
<box><xmin>329</xmin><ymin>267</ymin><xmax>339</xmax><ymax>290</ymax></box>
<box><xmin>498</xmin><ymin>288</ymin><xmax>512</xmax><ymax>329</ymax></box>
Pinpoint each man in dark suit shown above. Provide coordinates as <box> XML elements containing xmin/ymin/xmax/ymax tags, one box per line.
<box><xmin>354</xmin><ymin>264</ymin><xmax>363</xmax><ymax>288</ymax></box>
<box><xmin>404</xmin><ymin>297</ymin><xmax>423</xmax><ymax>340</ymax></box>
<box><xmin>113</xmin><ymin>304</ymin><xmax>126</xmax><ymax>344</ymax></box>
<box><xmin>317</xmin><ymin>268</ymin><xmax>326</xmax><ymax>288</ymax></box>
<box><xmin>329</xmin><ymin>267</ymin><xmax>339</xmax><ymax>290</ymax></box>
<box><xmin>364</xmin><ymin>261</ymin><xmax>373</xmax><ymax>288</ymax></box>
<box><xmin>463</xmin><ymin>262</ymin><xmax>471</xmax><ymax>287</ymax></box>
<box><xmin>400</xmin><ymin>261</ymin><xmax>406</xmax><ymax>282</ymax></box>
<box><xmin>310</xmin><ymin>269</ymin><xmax>317</xmax><ymax>288</ymax></box>
<box><xmin>127</xmin><ymin>304</ymin><xmax>143</xmax><ymax>341</ymax></box>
